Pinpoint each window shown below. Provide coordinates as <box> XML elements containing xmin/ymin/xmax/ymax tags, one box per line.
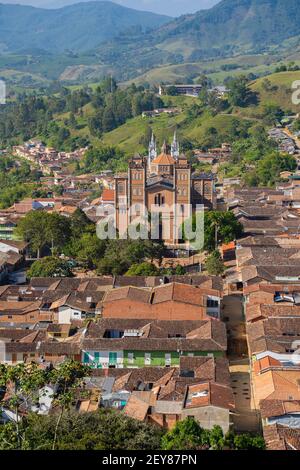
<box><xmin>145</xmin><ymin>353</ymin><xmax>151</xmax><ymax>365</ymax></box>
<box><xmin>128</xmin><ymin>353</ymin><xmax>134</xmax><ymax>364</ymax></box>
<box><xmin>94</xmin><ymin>352</ymin><xmax>100</xmax><ymax>363</ymax></box>
<box><xmin>204</xmin><ymin>183</ymin><xmax>211</xmax><ymax>195</ymax></box>
<box><xmin>207</xmin><ymin>299</ymin><xmax>219</xmax><ymax>308</ymax></box>
<box><xmin>155</xmin><ymin>193</ymin><xmax>162</xmax><ymax>206</ymax></box>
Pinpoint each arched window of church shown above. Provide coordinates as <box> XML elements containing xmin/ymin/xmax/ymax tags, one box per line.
<box><xmin>161</xmin><ymin>196</ymin><xmax>165</xmax><ymax>206</ymax></box>
<box><xmin>204</xmin><ymin>183</ymin><xmax>211</xmax><ymax>195</ymax></box>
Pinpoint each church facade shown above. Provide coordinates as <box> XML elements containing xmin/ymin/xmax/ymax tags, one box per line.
<box><xmin>114</xmin><ymin>133</ymin><xmax>216</xmax><ymax>246</ymax></box>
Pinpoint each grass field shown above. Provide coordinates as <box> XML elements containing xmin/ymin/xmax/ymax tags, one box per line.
<box><xmin>234</xmin><ymin>71</ymin><xmax>300</xmax><ymax>118</ymax></box>
<box><xmin>101</xmin><ymin>109</ymin><xmax>251</xmax><ymax>155</ymax></box>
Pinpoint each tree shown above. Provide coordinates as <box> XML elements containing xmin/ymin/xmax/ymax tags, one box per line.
<box><xmin>184</xmin><ymin>211</ymin><xmax>243</xmax><ymax>252</ymax></box>
<box><xmin>15</xmin><ymin>211</ymin><xmax>71</xmax><ymax>258</ymax></box>
<box><xmin>97</xmin><ymin>239</ymin><xmax>165</xmax><ymax>276</ymax></box>
<box><xmin>174</xmin><ymin>265</ymin><xmax>186</xmax><ymax>275</ymax></box>
<box><xmin>27</xmin><ymin>256</ymin><xmax>73</xmax><ymax>278</ymax></box>
<box><xmin>209</xmin><ymin>425</ymin><xmax>225</xmax><ymax>450</ymax></box>
<box><xmin>46</xmin><ymin>212</ymin><xmax>72</xmax><ymax>253</ymax></box>
<box><xmin>161</xmin><ymin>418</ymin><xmax>209</xmax><ymax>450</ymax></box>
<box><xmin>0</xmin><ymin>363</ymin><xmax>48</xmax><ymax>449</ymax></box>
<box><xmin>206</xmin><ymin>251</ymin><xmax>225</xmax><ymax>276</ymax></box>
<box><xmin>4</xmin><ymin>409</ymin><xmax>163</xmax><ymax>450</ymax></box>
<box><xmin>15</xmin><ymin>211</ymin><xmax>51</xmax><ymax>258</ymax></box>
<box><xmin>256</xmin><ymin>152</ymin><xmax>297</xmax><ymax>186</ymax></box>
<box><xmin>125</xmin><ymin>262</ymin><xmax>160</xmax><ymax>276</ymax></box>
<box><xmin>227</xmin><ymin>76</ymin><xmax>256</xmax><ymax>107</ymax></box>
<box><xmin>161</xmin><ymin>418</ymin><xmax>265</xmax><ymax>451</ymax></box>
<box><xmin>293</xmin><ymin>119</ymin><xmax>300</xmax><ymax>132</ymax></box>
<box><xmin>67</xmin><ymin>231</ymin><xmax>107</xmax><ymax>268</ymax></box>
<box><xmin>204</xmin><ymin>211</ymin><xmax>243</xmax><ymax>252</ymax></box>
<box><xmin>48</xmin><ymin>360</ymin><xmax>90</xmax><ymax>450</ymax></box>
<box><xmin>225</xmin><ymin>431</ymin><xmax>266</xmax><ymax>450</ymax></box>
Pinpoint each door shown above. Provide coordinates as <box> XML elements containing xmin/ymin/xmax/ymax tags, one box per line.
<box><xmin>109</xmin><ymin>352</ymin><xmax>117</xmax><ymax>366</ymax></box>
<box><xmin>83</xmin><ymin>352</ymin><xmax>90</xmax><ymax>364</ymax></box>
<box><xmin>165</xmin><ymin>353</ymin><xmax>171</xmax><ymax>366</ymax></box>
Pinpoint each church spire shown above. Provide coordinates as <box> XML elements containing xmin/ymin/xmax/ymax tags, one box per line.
<box><xmin>148</xmin><ymin>131</ymin><xmax>157</xmax><ymax>168</ymax></box>
<box><xmin>161</xmin><ymin>140</ymin><xmax>168</xmax><ymax>154</ymax></box>
<box><xmin>171</xmin><ymin>130</ymin><xmax>180</xmax><ymax>159</ymax></box>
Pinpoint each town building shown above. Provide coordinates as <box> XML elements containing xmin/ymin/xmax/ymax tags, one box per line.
<box><xmin>115</xmin><ymin>136</ymin><xmax>216</xmax><ymax>245</ymax></box>
<box><xmin>81</xmin><ymin>318</ymin><xmax>227</xmax><ymax>369</ymax></box>
<box><xmin>159</xmin><ymin>84</ymin><xmax>203</xmax><ymax>97</ymax></box>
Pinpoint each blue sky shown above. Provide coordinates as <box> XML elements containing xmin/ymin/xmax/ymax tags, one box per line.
<box><xmin>2</xmin><ymin>0</ymin><xmax>219</xmax><ymax>16</ymax></box>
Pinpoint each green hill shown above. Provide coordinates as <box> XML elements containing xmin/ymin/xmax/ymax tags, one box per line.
<box><xmin>251</xmin><ymin>71</ymin><xmax>300</xmax><ymax>112</ymax></box>
<box><xmin>230</xmin><ymin>70</ymin><xmax>300</xmax><ymax>119</ymax></box>
<box><xmin>93</xmin><ymin>0</ymin><xmax>300</xmax><ymax>81</ymax></box>
<box><xmin>0</xmin><ymin>2</ymin><xmax>170</xmax><ymax>53</ymax></box>
<box><xmin>100</xmin><ymin>97</ymin><xmax>252</xmax><ymax>154</ymax></box>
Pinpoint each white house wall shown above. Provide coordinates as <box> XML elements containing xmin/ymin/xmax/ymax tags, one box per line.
<box><xmin>58</xmin><ymin>306</ymin><xmax>83</xmax><ymax>324</ymax></box>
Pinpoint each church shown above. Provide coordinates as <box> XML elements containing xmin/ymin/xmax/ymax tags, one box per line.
<box><xmin>114</xmin><ymin>133</ymin><xmax>216</xmax><ymax>246</ymax></box>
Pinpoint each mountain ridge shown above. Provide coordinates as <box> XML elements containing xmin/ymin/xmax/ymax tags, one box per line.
<box><xmin>0</xmin><ymin>1</ymin><xmax>171</xmax><ymax>53</ymax></box>
<box><xmin>92</xmin><ymin>0</ymin><xmax>300</xmax><ymax>80</ymax></box>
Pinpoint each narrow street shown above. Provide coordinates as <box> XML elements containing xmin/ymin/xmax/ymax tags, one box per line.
<box><xmin>221</xmin><ymin>294</ymin><xmax>261</xmax><ymax>433</ymax></box>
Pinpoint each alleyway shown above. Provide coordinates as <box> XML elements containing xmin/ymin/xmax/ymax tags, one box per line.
<box><xmin>222</xmin><ymin>294</ymin><xmax>261</xmax><ymax>433</ymax></box>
